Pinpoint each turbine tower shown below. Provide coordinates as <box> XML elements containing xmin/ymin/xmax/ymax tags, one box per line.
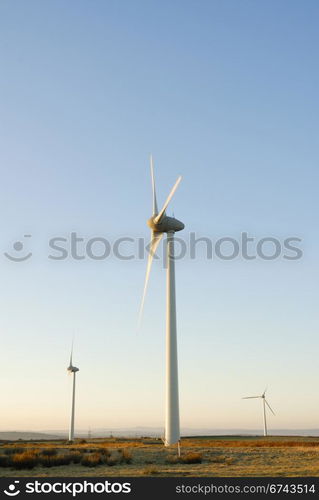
<box><xmin>140</xmin><ymin>155</ymin><xmax>184</xmax><ymax>449</ymax></box>
<box><xmin>67</xmin><ymin>345</ymin><xmax>79</xmax><ymax>442</ymax></box>
<box><xmin>242</xmin><ymin>388</ymin><xmax>275</xmax><ymax>436</ymax></box>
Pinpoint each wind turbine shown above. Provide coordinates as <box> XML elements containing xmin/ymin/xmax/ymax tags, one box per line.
<box><xmin>242</xmin><ymin>388</ymin><xmax>275</xmax><ymax>437</ymax></box>
<box><xmin>140</xmin><ymin>155</ymin><xmax>184</xmax><ymax>449</ymax></box>
<box><xmin>67</xmin><ymin>344</ymin><xmax>79</xmax><ymax>442</ymax></box>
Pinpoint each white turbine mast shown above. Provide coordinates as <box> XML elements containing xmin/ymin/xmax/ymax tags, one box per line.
<box><xmin>140</xmin><ymin>155</ymin><xmax>184</xmax><ymax>451</ymax></box>
<box><xmin>242</xmin><ymin>387</ymin><xmax>275</xmax><ymax>437</ymax></box>
<box><xmin>67</xmin><ymin>343</ymin><xmax>79</xmax><ymax>442</ymax></box>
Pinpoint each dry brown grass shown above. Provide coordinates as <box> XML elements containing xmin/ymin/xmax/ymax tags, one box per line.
<box><xmin>11</xmin><ymin>451</ymin><xmax>39</xmax><ymax>470</ymax></box>
<box><xmin>179</xmin><ymin>438</ymin><xmax>319</xmax><ymax>449</ymax></box>
<box><xmin>166</xmin><ymin>452</ymin><xmax>202</xmax><ymax>464</ymax></box>
<box><xmin>142</xmin><ymin>465</ymin><xmax>159</xmax><ymax>475</ymax></box>
<box><xmin>41</xmin><ymin>448</ymin><xmax>57</xmax><ymax>457</ymax></box>
<box><xmin>180</xmin><ymin>452</ymin><xmax>202</xmax><ymax>464</ymax></box>
<box><xmin>81</xmin><ymin>453</ymin><xmax>103</xmax><ymax>467</ymax></box>
<box><xmin>2</xmin><ymin>436</ymin><xmax>319</xmax><ymax>477</ymax></box>
<box><xmin>118</xmin><ymin>448</ymin><xmax>133</xmax><ymax>464</ymax></box>
<box><xmin>166</xmin><ymin>454</ymin><xmax>179</xmax><ymax>464</ymax></box>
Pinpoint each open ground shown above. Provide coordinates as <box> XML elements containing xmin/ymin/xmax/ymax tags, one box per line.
<box><xmin>1</xmin><ymin>436</ymin><xmax>319</xmax><ymax>477</ymax></box>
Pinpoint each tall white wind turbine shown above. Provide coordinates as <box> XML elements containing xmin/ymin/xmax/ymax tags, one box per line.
<box><xmin>140</xmin><ymin>155</ymin><xmax>184</xmax><ymax>449</ymax></box>
<box><xmin>242</xmin><ymin>388</ymin><xmax>275</xmax><ymax>437</ymax></box>
<box><xmin>67</xmin><ymin>345</ymin><xmax>79</xmax><ymax>442</ymax></box>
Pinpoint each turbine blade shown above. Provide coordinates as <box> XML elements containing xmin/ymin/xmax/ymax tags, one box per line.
<box><xmin>242</xmin><ymin>396</ymin><xmax>261</xmax><ymax>399</ymax></box>
<box><xmin>69</xmin><ymin>341</ymin><xmax>73</xmax><ymax>367</ymax></box>
<box><xmin>138</xmin><ymin>231</ymin><xmax>164</xmax><ymax>326</ymax></box>
<box><xmin>263</xmin><ymin>387</ymin><xmax>268</xmax><ymax>397</ymax></box>
<box><xmin>150</xmin><ymin>155</ymin><xmax>158</xmax><ymax>216</ymax></box>
<box><xmin>154</xmin><ymin>176</ymin><xmax>182</xmax><ymax>224</ymax></box>
<box><xmin>265</xmin><ymin>399</ymin><xmax>275</xmax><ymax>416</ymax></box>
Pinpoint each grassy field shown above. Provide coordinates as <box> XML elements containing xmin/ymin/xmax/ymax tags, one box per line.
<box><xmin>1</xmin><ymin>436</ymin><xmax>319</xmax><ymax>477</ymax></box>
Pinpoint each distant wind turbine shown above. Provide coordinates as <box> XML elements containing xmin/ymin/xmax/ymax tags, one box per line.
<box><xmin>242</xmin><ymin>388</ymin><xmax>275</xmax><ymax>436</ymax></box>
<box><xmin>139</xmin><ymin>155</ymin><xmax>184</xmax><ymax>450</ymax></box>
<box><xmin>67</xmin><ymin>344</ymin><xmax>79</xmax><ymax>442</ymax></box>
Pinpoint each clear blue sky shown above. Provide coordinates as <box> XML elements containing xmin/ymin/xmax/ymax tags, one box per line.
<box><xmin>0</xmin><ymin>0</ymin><xmax>318</xmax><ymax>433</ymax></box>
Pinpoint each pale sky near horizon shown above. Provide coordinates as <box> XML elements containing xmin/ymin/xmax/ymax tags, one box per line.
<box><xmin>0</xmin><ymin>0</ymin><xmax>318</xmax><ymax>433</ymax></box>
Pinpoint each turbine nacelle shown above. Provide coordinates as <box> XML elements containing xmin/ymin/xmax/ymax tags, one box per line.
<box><xmin>67</xmin><ymin>365</ymin><xmax>79</xmax><ymax>373</ymax></box>
<box><xmin>147</xmin><ymin>215</ymin><xmax>185</xmax><ymax>233</ymax></box>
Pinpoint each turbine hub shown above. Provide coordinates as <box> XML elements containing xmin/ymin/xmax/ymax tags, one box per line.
<box><xmin>147</xmin><ymin>215</ymin><xmax>184</xmax><ymax>233</ymax></box>
<box><xmin>67</xmin><ymin>365</ymin><xmax>79</xmax><ymax>373</ymax></box>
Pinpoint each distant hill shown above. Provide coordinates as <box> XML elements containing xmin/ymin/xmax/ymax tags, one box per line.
<box><xmin>82</xmin><ymin>427</ymin><xmax>319</xmax><ymax>438</ymax></box>
<box><xmin>46</xmin><ymin>428</ymin><xmax>319</xmax><ymax>438</ymax></box>
<box><xmin>0</xmin><ymin>431</ymin><xmax>62</xmax><ymax>441</ymax></box>
<box><xmin>2</xmin><ymin>428</ymin><xmax>319</xmax><ymax>441</ymax></box>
